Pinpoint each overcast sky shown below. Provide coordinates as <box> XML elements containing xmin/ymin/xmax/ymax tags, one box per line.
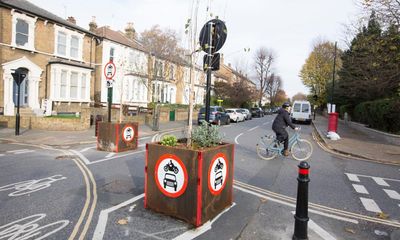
<box><xmin>29</xmin><ymin>0</ymin><xmax>362</xmax><ymax>98</ymax></box>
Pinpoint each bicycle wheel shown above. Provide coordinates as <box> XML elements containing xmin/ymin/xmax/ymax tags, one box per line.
<box><xmin>256</xmin><ymin>137</ymin><xmax>278</xmax><ymax>160</ymax></box>
<box><xmin>291</xmin><ymin>139</ymin><xmax>313</xmax><ymax>161</ymax></box>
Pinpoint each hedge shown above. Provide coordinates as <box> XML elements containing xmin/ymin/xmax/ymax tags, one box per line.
<box><xmin>339</xmin><ymin>104</ymin><xmax>353</xmax><ymax>119</ymax></box>
<box><xmin>353</xmin><ymin>98</ymin><xmax>400</xmax><ymax>134</ymax></box>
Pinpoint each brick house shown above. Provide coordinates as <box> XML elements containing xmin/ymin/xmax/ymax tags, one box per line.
<box><xmin>0</xmin><ymin>0</ymin><xmax>97</xmax><ymax>118</ymax></box>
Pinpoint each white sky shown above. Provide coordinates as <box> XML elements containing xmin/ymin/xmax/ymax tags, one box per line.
<box><xmin>29</xmin><ymin>0</ymin><xmax>361</xmax><ymax>98</ymax></box>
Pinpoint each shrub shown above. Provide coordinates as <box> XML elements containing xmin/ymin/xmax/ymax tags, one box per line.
<box><xmin>160</xmin><ymin>135</ymin><xmax>178</xmax><ymax>147</ymax></box>
<box><xmin>191</xmin><ymin>121</ymin><xmax>223</xmax><ymax>148</ymax></box>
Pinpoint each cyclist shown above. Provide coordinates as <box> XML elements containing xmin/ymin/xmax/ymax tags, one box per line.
<box><xmin>272</xmin><ymin>102</ymin><xmax>298</xmax><ymax>156</ymax></box>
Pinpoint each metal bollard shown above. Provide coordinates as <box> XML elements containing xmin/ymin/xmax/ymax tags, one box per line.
<box><xmin>293</xmin><ymin>161</ymin><xmax>310</xmax><ymax>240</ymax></box>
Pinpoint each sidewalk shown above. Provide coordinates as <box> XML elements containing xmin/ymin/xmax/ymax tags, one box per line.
<box><xmin>0</xmin><ymin>120</ymin><xmax>190</xmax><ymax>147</ymax></box>
<box><xmin>312</xmin><ymin>115</ymin><xmax>400</xmax><ymax>165</ymax></box>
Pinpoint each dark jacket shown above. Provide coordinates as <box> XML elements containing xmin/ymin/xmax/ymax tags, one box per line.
<box><xmin>272</xmin><ymin>108</ymin><xmax>296</xmax><ymax>131</ymax></box>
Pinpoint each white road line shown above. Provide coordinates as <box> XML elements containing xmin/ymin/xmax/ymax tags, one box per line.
<box><xmin>138</xmin><ymin>144</ymin><xmax>145</xmax><ymax>148</ymax></box>
<box><xmin>372</xmin><ymin>177</ymin><xmax>390</xmax><ymax>187</ymax></box>
<box><xmin>70</xmin><ymin>150</ymin><xmax>91</xmax><ymax>165</ymax></box>
<box><xmin>93</xmin><ymin>193</ymin><xmax>145</xmax><ymax>240</ymax></box>
<box><xmin>247</xmin><ymin>126</ymin><xmax>259</xmax><ymax>132</ymax></box>
<box><xmin>383</xmin><ymin>189</ymin><xmax>400</xmax><ymax>200</ymax></box>
<box><xmin>139</xmin><ymin>136</ymin><xmax>152</xmax><ymax>140</ymax></box>
<box><xmin>105</xmin><ymin>153</ymin><xmax>115</xmax><ymax>158</ymax></box>
<box><xmin>360</xmin><ymin>197</ymin><xmax>382</xmax><ymax>213</ymax></box>
<box><xmin>262</xmin><ymin>121</ymin><xmax>270</xmax><ymax>125</ymax></box>
<box><xmin>234</xmin><ymin>133</ymin><xmax>243</xmax><ymax>145</ymax></box>
<box><xmin>0</xmin><ymin>154</ymin><xmax>5</xmax><ymax>157</ymax></box>
<box><xmin>173</xmin><ymin>203</ymin><xmax>236</xmax><ymax>240</ymax></box>
<box><xmin>88</xmin><ymin>150</ymin><xmax>145</xmax><ymax>165</ymax></box>
<box><xmin>7</xmin><ymin>149</ymin><xmax>32</xmax><ymax>153</ymax></box>
<box><xmin>348</xmin><ymin>173</ymin><xmax>400</xmax><ymax>183</ymax></box>
<box><xmin>14</xmin><ymin>150</ymin><xmax>35</xmax><ymax>154</ymax></box>
<box><xmin>291</xmin><ymin>211</ymin><xmax>337</xmax><ymax>240</ymax></box>
<box><xmin>345</xmin><ymin>173</ymin><xmax>360</xmax><ymax>182</ymax></box>
<box><xmin>352</xmin><ymin>184</ymin><xmax>369</xmax><ymax>194</ymax></box>
<box><xmin>80</xmin><ymin>146</ymin><xmax>96</xmax><ymax>153</ymax></box>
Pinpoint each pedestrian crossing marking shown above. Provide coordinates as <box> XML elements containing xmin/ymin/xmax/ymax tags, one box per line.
<box><xmin>352</xmin><ymin>184</ymin><xmax>369</xmax><ymax>194</ymax></box>
<box><xmin>383</xmin><ymin>189</ymin><xmax>400</xmax><ymax>200</ymax></box>
<box><xmin>345</xmin><ymin>173</ymin><xmax>360</xmax><ymax>182</ymax></box>
<box><xmin>360</xmin><ymin>197</ymin><xmax>382</xmax><ymax>213</ymax></box>
<box><xmin>372</xmin><ymin>177</ymin><xmax>390</xmax><ymax>187</ymax></box>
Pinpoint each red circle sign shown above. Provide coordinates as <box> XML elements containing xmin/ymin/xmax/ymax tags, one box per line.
<box><xmin>208</xmin><ymin>153</ymin><xmax>228</xmax><ymax>195</ymax></box>
<box><xmin>122</xmin><ymin>125</ymin><xmax>135</xmax><ymax>143</ymax></box>
<box><xmin>154</xmin><ymin>154</ymin><xmax>188</xmax><ymax>198</ymax></box>
<box><xmin>104</xmin><ymin>61</ymin><xmax>116</xmax><ymax>80</ymax></box>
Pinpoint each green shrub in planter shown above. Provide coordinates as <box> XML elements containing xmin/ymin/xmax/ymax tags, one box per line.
<box><xmin>191</xmin><ymin>120</ymin><xmax>223</xmax><ymax>148</ymax></box>
<box><xmin>160</xmin><ymin>135</ymin><xmax>178</xmax><ymax>147</ymax></box>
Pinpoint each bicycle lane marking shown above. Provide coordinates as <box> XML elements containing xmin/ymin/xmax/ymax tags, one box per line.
<box><xmin>234</xmin><ymin>123</ymin><xmax>266</xmax><ymax>145</ymax></box>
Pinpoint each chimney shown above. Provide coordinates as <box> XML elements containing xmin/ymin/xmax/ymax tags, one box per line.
<box><xmin>125</xmin><ymin>22</ymin><xmax>136</xmax><ymax>40</ymax></box>
<box><xmin>89</xmin><ymin>16</ymin><xmax>98</xmax><ymax>32</ymax></box>
<box><xmin>220</xmin><ymin>53</ymin><xmax>224</xmax><ymax>65</ymax></box>
<box><xmin>67</xmin><ymin>16</ymin><xmax>76</xmax><ymax>25</ymax></box>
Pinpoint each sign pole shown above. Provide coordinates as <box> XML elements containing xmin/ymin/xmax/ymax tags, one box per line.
<box><xmin>204</xmin><ymin>21</ymin><xmax>214</xmax><ymax>124</ymax></box>
<box><xmin>108</xmin><ymin>87</ymin><xmax>112</xmax><ymax>122</ymax></box>
<box><xmin>15</xmin><ymin>74</ymin><xmax>21</xmax><ymax>135</ymax></box>
<box><xmin>104</xmin><ymin>60</ymin><xmax>116</xmax><ymax>123</ymax></box>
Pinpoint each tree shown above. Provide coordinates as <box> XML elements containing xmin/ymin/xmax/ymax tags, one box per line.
<box><xmin>292</xmin><ymin>92</ymin><xmax>308</xmax><ymax>101</ymax></box>
<box><xmin>274</xmin><ymin>89</ymin><xmax>288</xmax><ymax>107</ymax></box>
<box><xmin>253</xmin><ymin>47</ymin><xmax>275</xmax><ymax>107</ymax></box>
<box><xmin>266</xmin><ymin>73</ymin><xmax>282</xmax><ymax>107</ymax></box>
<box><xmin>299</xmin><ymin>40</ymin><xmax>342</xmax><ymax>107</ymax></box>
<box><xmin>213</xmin><ymin>79</ymin><xmax>256</xmax><ymax>107</ymax></box>
<box><xmin>361</xmin><ymin>0</ymin><xmax>400</xmax><ymax>26</ymax></box>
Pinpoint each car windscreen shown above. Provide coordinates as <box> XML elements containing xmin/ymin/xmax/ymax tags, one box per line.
<box><xmin>226</xmin><ymin>110</ymin><xmax>233</xmax><ymax>113</ymax></box>
<box><xmin>293</xmin><ymin>103</ymin><xmax>301</xmax><ymax>112</ymax></box>
<box><xmin>302</xmin><ymin>104</ymin><xmax>310</xmax><ymax>113</ymax></box>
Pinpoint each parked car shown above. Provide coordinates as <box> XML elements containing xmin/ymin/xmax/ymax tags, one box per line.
<box><xmin>226</xmin><ymin>108</ymin><xmax>245</xmax><ymax>122</ymax></box>
<box><xmin>197</xmin><ymin>106</ymin><xmax>230</xmax><ymax>125</ymax></box>
<box><xmin>290</xmin><ymin>100</ymin><xmax>312</xmax><ymax>124</ymax></box>
<box><xmin>264</xmin><ymin>108</ymin><xmax>273</xmax><ymax>115</ymax></box>
<box><xmin>238</xmin><ymin>108</ymin><xmax>252</xmax><ymax>120</ymax></box>
<box><xmin>251</xmin><ymin>107</ymin><xmax>264</xmax><ymax>117</ymax></box>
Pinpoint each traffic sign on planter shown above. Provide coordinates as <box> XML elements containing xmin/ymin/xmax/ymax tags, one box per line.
<box><xmin>154</xmin><ymin>154</ymin><xmax>188</xmax><ymax>198</ymax></box>
<box><xmin>208</xmin><ymin>153</ymin><xmax>228</xmax><ymax>195</ymax></box>
<box><xmin>199</xmin><ymin>19</ymin><xmax>227</xmax><ymax>54</ymax></box>
<box><xmin>122</xmin><ymin>125</ymin><xmax>135</xmax><ymax>143</ymax></box>
<box><xmin>104</xmin><ymin>61</ymin><xmax>116</xmax><ymax>80</ymax></box>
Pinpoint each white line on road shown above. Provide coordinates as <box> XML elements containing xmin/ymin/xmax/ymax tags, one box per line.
<box><xmin>372</xmin><ymin>177</ymin><xmax>390</xmax><ymax>187</ymax></box>
<box><xmin>6</xmin><ymin>149</ymin><xmax>30</xmax><ymax>153</ymax></box>
<box><xmin>80</xmin><ymin>146</ymin><xmax>96</xmax><ymax>153</ymax></box>
<box><xmin>138</xmin><ymin>144</ymin><xmax>145</xmax><ymax>148</ymax></box>
<box><xmin>70</xmin><ymin>150</ymin><xmax>91</xmax><ymax>165</ymax></box>
<box><xmin>247</xmin><ymin>126</ymin><xmax>259</xmax><ymax>132</ymax></box>
<box><xmin>352</xmin><ymin>184</ymin><xmax>369</xmax><ymax>194</ymax></box>
<box><xmin>234</xmin><ymin>133</ymin><xmax>243</xmax><ymax>145</ymax></box>
<box><xmin>139</xmin><ymin>136</ymin><xmax>152</xmax><ymax>140</ymax></box>
<box><xmin>262</xmin><ymin>121</ymin><xmax>270</xmax><ymax>125</ymax></box>
<box><xmin>345</xmin><ymin>173</ymin><xmax>360</xmax><ymax>182</ymax></box>
<box><xmin>360</xmin><ymin>197</ymin><xmax>382</xmax><ymax>213</ymax></box>
<box><xmin>291</xmin><ymin>211</ymin><xmax>337</xmax><ymax>240</ymax></box>
<box><xmin>383</xmin><ymin>189</ymin><xmax>400</xmax><ymax>200</ymax></box>
<box><xmin>88</xmin><ymin>150</ymin><xmax>145</xmax><ymax>165</ymax></box>
<box><xmin>14</xmin><ymin>150</ymin><xmax>35</xmax><ymax>154</ymax></box>
<box><xmin>92</xmin><ymin>193</ymin><xmax>145</xmax><ymax>240</ymax></box>
<box><xmin>105</xmin><ymin>153</ymin><xmax>115</xmax><ymax>158</ymax></box>
<box><xmin>0</xmin><ymin>154</ymin><xmax>4</xmax><ymax>157</ymax></box>
<box><xmin>346</xmin><ymin>173</ymin><xmax>400</xmax><ymax>183</ymax></box>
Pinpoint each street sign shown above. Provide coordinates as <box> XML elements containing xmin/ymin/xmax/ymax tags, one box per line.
<box><xmin>11</xmin><ymin>67</ymin><xmax>28</xmax><ymax>86</ymax></box>
<box><xmin>203</xmin><ymin>53</ymin><xmax>220</xmax><ymax>71</ymax></box>
<box><xmin>104</xmin><ymin>61</ymin><xmax>116</xmax><ymax>80</ymax></box>
<box><xmin>208</xmin><ymin>153</ymin><xmax>228</xmax><ymax>195</ymax></box>
<box><xmin>199</xmin><ymin>19</ymin><xmax>227</xmax><ymax>54</ymax></box>
<box><xmin>122</xmin><ymin>125</ymin><xmax>135</xmax><ymax>143</ymax></box>
<box><xmin>106</xmin><ymin>79</ymin><xmax>114</xmax><ymax>88</ymax></box>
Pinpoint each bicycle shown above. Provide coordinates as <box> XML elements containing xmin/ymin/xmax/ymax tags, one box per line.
<box><xmin>256</xmin><ymin>128</ymin><xmax>313</xmax><ymax>161</ymax></box>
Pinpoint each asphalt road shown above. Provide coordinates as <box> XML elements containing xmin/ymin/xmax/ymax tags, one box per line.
<box><xmin>0</xmin><ymin>116</ymin><xmax>399</xmax><ymax>240</ymax></box>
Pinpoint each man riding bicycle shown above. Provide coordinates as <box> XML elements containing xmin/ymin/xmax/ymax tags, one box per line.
<box><xmin>272</xmin><ymin>102</ymin><xmax>299</xmax><ymax>156</ymax></box>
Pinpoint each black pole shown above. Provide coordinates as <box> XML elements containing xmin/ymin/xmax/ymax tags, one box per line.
<box><xmin>204</xmin><ymin>21</ymin><xmax>214</xmax><ymax>124</ymax></box>
<box><xmin>15</xmin><ymin>76</ymin><xmax>21</xmax><ymax>136</ymax></box>
<box><xmin>330</xmin><ymin>42</ymin><xmax>337</xmax><ymax>113</ymax></box>
<box><xmin>107</xmin><ymin>87</ymin><xmax>112</xmax><ymax>122</ymax></box>
<box><xmin>293</xmin><ymin>161</ymin><xmax>310</xmax><ymax>240</ymax></box>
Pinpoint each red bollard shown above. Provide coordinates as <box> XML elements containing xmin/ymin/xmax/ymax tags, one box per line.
<box><xmin>328</xmin><ymin>112</ymin><xmax>339</xmax><ymax>132</ymax></box>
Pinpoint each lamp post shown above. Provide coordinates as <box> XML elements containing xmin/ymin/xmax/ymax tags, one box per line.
<box><xmin>11</xmin><ymin>67</ymin><xmax>28</xmax><ymax>136</ymax></box>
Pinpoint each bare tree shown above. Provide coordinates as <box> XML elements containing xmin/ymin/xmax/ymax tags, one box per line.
<box><xmin>361</xmin><ymin>0</ymin><xmax>400</xmax><ymax>26</ymax></box>
<box><xmin>292</xmin><ymin>92</ymin><xmax>308</xmax><ymax>101</ymax></box>
<box><xmin>253</xmin><ymin>47</ymin><xmax>275</xmax><ymax>106</ymax></box>
<box><xmin>266</xmin><ymin>73</ymin><xmax>282</xmax><ymax>107</ymax></box>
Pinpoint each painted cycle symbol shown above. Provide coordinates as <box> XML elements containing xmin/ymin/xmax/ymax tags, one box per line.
<box><xmin>0</xmin><ymin>175</ymin><xmax>67</xmax><ymax>197</ymax></box>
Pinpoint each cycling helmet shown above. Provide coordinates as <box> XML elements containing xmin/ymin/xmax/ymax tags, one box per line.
<box><xmin>282</xmin><ymin>102</ymin><xmax>290</xmax><ymax>109</ymax></box>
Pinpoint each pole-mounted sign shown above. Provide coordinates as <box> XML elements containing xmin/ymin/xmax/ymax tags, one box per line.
<box><xmin>11</xmin><ymin>67</ymin><xmax>28</xmax><ymax>136</ymax></box>
<box><xmin>104</xmin><ymin>60</ymin><xmax>116</xmax><ymax>122</ymax></box>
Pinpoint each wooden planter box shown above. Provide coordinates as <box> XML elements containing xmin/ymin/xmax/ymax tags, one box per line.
<box><xmin>144</xmin><ymin>142</ymin><xmax>234</xmax><ymax>226</ymax></box>
<box><xmin>97</xmin><ymin>122</ymin><xmax>138</xmax><ymax>152</ymax></box>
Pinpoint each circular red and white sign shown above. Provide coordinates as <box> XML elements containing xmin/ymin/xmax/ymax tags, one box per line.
<box><xmin>208</xmin><ymin>153</ymin><xmax>228</xmax><ymax>195</ymax></box>
<box><xmin>104</xmin><ymin>61</ymin><xmax>116</xmax><ymax>80</ymax></box>
<box><xmin>154</xmin><ymin>154</ymin><xmax>188</xmax><ymax>198</ymax></box>
<box><xmin>122</xmin><ymin>125</ymin><xmax>135</xmax><ymax>143</ymax></box>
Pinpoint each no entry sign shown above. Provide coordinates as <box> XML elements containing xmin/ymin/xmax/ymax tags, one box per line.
<box><xmin>208</xmin><ymin>153</ymin><xmax>228</xmax><ymax>195</ymax></box>
<box><xmin>122</xmin><ymin>125</ymin><xmax>134</xmax><ymax>143</ymax></box>
<box><xmin>104</xmin><ymin>61</ymin><xmax>116</xmax><ymax>80</ymax></box>
<box><xmin>154</xmin><ymin>154</ymin><xmax>188</xmax><ymax>198</ymax></box>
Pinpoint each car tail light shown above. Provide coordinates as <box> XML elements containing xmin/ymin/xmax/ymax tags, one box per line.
<box><xmin>212</xmin><ymin>111</ymin><xmax>217</xmax><ymax>115</ymax></box>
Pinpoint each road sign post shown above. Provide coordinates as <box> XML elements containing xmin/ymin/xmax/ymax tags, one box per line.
<box><xmin>104</xmin><ymin>61</ymin><xmax>116</xmax><ymax>123</ymax></box>
<box><xmin>11</xmin><ymin>67</ymin><xmax>28</xmax><ymax>136</ymax></box>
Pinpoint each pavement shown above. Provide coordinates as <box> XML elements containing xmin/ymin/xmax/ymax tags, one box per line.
<box><xmin>312</xmin><ymin>115</ymin><xmax>400</xmax><ymax>165</ymax></box>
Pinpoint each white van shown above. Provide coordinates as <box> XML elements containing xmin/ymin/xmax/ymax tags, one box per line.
<box><xmin>291</xmin><ymin>100</ymin><xmax>312</xmax><ymax>124</ymax></box>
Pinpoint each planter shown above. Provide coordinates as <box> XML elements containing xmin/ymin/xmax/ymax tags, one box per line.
<box><xmin>144</xmin><ymin>142</ymin><xmax>234</xmax><ymax>226</ymax></box>
<box><xmin>97</xmin><ymin>122</ymin><xmax>138</xmax><ymax>152</ymax></box>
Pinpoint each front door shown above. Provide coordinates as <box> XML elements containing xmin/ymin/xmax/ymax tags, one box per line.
<box><xmin>13</xmin><ymin>76</ymin><xmax>29</xmax><ymax>107</ymax></box>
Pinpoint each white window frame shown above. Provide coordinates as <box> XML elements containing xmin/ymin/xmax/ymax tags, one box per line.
<box><xmin>54</xmin><ymin>25</ymin><xmax>83</xmax><ymax>61</ymax></box>
<box><xmin>11</xmin><ymin>12</ymin><xmax>36</xmax><ymax>51</ymax></box>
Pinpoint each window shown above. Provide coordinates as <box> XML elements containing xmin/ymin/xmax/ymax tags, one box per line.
<box><xmin>302</xmin><ymin>104</ymin><xmax>310</xmax><ymax>113</ymax></box>
<box><xmin>110</xmin><ymin>47</ymin><xmax>115</xmax><ymax>61</ymax></box>
<box><xmin>81</xmin><ymin>74</ymin><xmax>87</xmax><ymax>99</ymax></box>
<box><xmin>293</xmin><ymin>103</ymin><xmax>301</xmax><ymax>112</ymax></box>
<box><xmin>70</xmin><ymin>72</ymin><xmax>78</xmax><ymax>99</ymax></box>
<box><xmin>57</xmin><ymin>32</ymin><xmax>67</xmax><ymax>56</ymax></box>
<box><xmin>70</xmin><ymin>36</ymin><xmax>79</xmax><ymax>58</ymax></box>
<box><xmin>60</xmin><ymin>70</ymin><xmax>67</xmax><ymax>98</ymax></box>
<box><xmin>16</xmin><ymin>19</ymin><xmax>29</xmax><ymax>46</ymax></box>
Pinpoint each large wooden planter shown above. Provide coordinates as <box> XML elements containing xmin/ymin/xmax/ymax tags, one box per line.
<box><xmin>97</xmin><ymin>122</ymin><xmax>138</xmax><ymax>152</ymax></box>
<box><xmin>144</xmin><ymin>142</ymin><xmax>234</xmax><ymax>226</ymax></box>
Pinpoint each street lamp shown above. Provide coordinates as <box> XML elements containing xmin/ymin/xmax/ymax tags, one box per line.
<box><xmin>11</xmin><ymin>67</ymin><xmax>28</xmax><ymax>136</ymax></box>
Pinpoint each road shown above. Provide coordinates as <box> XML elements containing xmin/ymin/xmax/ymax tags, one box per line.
<box><xmin>0</xmin><ymin>116</ymin><xmax>399</xmax><ymax>239</ymax></box>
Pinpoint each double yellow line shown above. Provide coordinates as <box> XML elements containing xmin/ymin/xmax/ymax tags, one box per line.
<box><xmin>234</xmin><ymin>180</ymin><xmax>400</xmax><ymax>228</ymax></box>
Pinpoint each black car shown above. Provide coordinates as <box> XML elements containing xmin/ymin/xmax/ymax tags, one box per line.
<box><xmin>197</xmin><ymin>106</ymin><xmax>230</xmax><ymax>125</ymax></box>
<box><xmin>251</xmin><ymin>107</ymin><xmax>264</xmax><ymax>117</ymax></box>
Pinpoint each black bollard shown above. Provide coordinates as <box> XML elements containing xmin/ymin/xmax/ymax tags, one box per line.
<box><xmin>293</xmin><ymin>161</ymin><xmax>310</xmax><ymax>240</ymax></box>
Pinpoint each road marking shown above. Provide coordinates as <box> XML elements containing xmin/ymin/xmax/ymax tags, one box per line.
<box><xmin>346</xmin><ymin>173</ymin><xmax>400</xmax><ymax>183</ymax></box>
<box><xmin>7</xmin><ymin>149</ymin><xmax>30</xmax><ymax>153</ymax></box>
<box><xmin>138</xmin><ymin>144</ymin><xmax>145</xmax><ymax>148</ymax></box>
<box><xmin>234</xmin><ymin>133</ymin><xmax>243</xmax><ymax>145</ymax></box>
<box><xmin>139</xmin><ymin>136</ymin><xmax>152</xmax><ymax>140</ymax></box>
<box><xmin>88</xmin><ymin>150</ymin><xmax>145</xmax><ymax>165</ymax></box>
<box><xmin>345</xmin><ymin>173</ymin><xmax>360</xmax><ymax>182</ymax></box>
<box><xmin>248</xmin><ymin>126</ymin><xmax>259</xmax><ymax>132</ymax></box>
<box><xmin>80</xmin><ymin>146</ymin><xmax>96</xmax><ymax>153</ymax></box>
<box><xmin>262</xmin><ymin>121</ymin><xmax>270</xmax><ymax>125</ymax></box>
<box><xmin>70</xmin><ymin>150</ymin><xmax>91</xmax><ymax>165</ymax></box>
<box><xmin>383</xmin><ymin>189</ymin><xmax>400</xmax><ymax>200</ymax></box>
<box><xmin>291</xmin><ymin>211</ymin><xmax>337</xmax><ymax>240</ymax></box>
<box><xmin>0</xmin><ymin>154</ymin><xmax>4</xmax><ymax>157</ymax></box>
<box><xmin>93</xmin><ymin>193</ymin><xmax>145</xmax><ymax>240</ymax></box>
<box><xmin>352</xmin><ymin>184</ymin><xmax>369</xmax><ymax>194</ymax></box>
<box><xmin>372</xmin><ymin>177</ymin><xmax>390</xmax><ymax>187</ymax></box>
<box><xmin>105</xmin><ymin>152</ymin><xmax>115</xmax><ymax>158</ymax></box>
<box><xmin>360</xmin><ymin>197</ymin><xmax>382</xmax><ymax>213</ymax></box>
<box><xmin>0</xmin><ymin>175</ymin><xmax>66</xmax><ymax>197</ymax></box>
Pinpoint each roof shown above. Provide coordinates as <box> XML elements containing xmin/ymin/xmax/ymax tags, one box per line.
<box><xmin>0</xmin><ymin>0</ymin><xmax>95</xmax><ymax>36</ymax></box>
<box><xmin>95</xmin><ymin>26</ymin><xmax>147</xmax><ymax>52</ymax></box>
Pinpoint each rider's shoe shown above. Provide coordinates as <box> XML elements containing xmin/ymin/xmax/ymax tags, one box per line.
<box><xmin>283</xmin><ymin>150</ymin><xmax>289</xmax><ymax>156</ymax></box>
